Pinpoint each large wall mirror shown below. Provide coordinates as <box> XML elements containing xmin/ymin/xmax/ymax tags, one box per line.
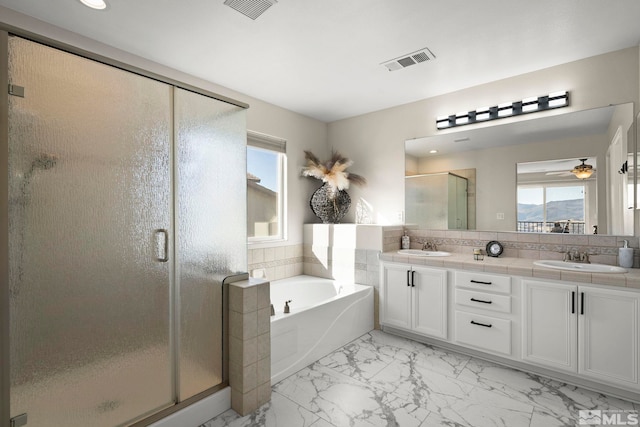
<box><xmin>405</xmin><ymin>103</ymin><xmax>635</xmax><ymax>235</ymax></box>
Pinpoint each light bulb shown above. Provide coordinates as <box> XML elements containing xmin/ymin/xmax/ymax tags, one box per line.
<box><xmin>79</xmin><ymin>0</ymin><xmax>107</xmax><ymax>10</ymax></box>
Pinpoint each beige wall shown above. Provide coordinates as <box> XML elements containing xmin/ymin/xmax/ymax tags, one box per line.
<box><xmin>328</xmin><ymin>47</ymin><xmax>640</xmax><ymax>231</ymax></box>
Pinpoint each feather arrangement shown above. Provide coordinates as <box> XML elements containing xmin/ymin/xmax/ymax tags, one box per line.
<box><xmin>302</xmin><ymin>150</ymin><xmax>366</xmax><ymax>198</ymax></box>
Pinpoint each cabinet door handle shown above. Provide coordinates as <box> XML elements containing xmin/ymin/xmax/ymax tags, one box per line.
<box><xmin>470</xmin><ymin>279</ymin><xmax>492</xmax><ymax>285</ymax></box>
<box><xmin>571</xmin><ymin>291</ymin><xmax>575</xmax><ymax>314</ymax></box>
<box><xmin>411</xmin><ymin>270</ymin><xmax>416</xmax><ymax>287</ymax></box>
<box><xmin>406</xmin><ymin>270</ymin><xmax>411</xmax><ymax>287</ymax></box>
<box><xmin>470</xmin><ymin>297</ymin><xmax>492</xmax><ymax>304</ymax></box>
<box><xmin>470</xmin><ymin>320</ymin><xmax>492</xmax><ymax>328</ymax></box>
<box><xmin>580</xmin><ymin>292</ymin><xmax>585</xmax><ymax>315</ymax></box>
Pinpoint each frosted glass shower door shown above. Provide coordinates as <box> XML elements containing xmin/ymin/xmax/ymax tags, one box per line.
<box><xmin>174</xmin><ymin>88</ymin><xmax>247</xmax><ymax>399</ymax></box>
<box><xmin>405</xmin><ymin>173</ymin><xmax>449</xmax><ymax>229</ymax></box>
<box><xmin>8</xmin><ymin>37</ymin><xmax>173</xmax><ymax>426</ymax></box>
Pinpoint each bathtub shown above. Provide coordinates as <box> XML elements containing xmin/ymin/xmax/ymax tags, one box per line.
<box><xmin>270</xmin><ymin>275</ymin><xmax>373</xmax><ymax>384</ymax></box>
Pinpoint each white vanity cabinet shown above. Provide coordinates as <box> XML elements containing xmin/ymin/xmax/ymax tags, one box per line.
<box><xmin>380</xmin><ymin>257</ymin><xmax>640</xmax><ymax>400</ymax></box>
<box><xmin>380</xmin><ymin>263</ymin><xmax>448</xmax><ymax>339</ymax></box>
<box><xmin>523</xmin><ymin>279</ymin><xmax>640</xmax><ymax>391</ymax></box>
<box><xmin>454</xmin><ymin>271</ymin><xmax>515</xmax><ymax>356</ymax></box>
<box><xmin>522</xmin><ymin>280</ymin><xmax>577</xmax><ymax>372</ymax></box>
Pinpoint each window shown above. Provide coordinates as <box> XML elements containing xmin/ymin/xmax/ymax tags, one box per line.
<box><xmin>247</xmin><ymin>131</ymin><xmax>286</xmax><ymax>241</ymax></box>
<box><xmin>517</xmin><ymin>183</ymin><xmax>586</xmax><ymax>233</ymax></box>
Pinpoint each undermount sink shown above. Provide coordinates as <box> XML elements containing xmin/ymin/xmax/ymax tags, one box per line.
<box><xmin>397</xmin><ymin>249</ymin><xmax>451</xmax><ymax>257</ymax></box>
<box><xmin>533</xmin><ymin>260</ymin><xmax>627</xmax><ymax>274</ymax></box>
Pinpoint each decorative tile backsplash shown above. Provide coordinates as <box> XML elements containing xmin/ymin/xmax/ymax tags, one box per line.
<box><xmin>251</xmin><ymin>228</ymin><xmax>639</xmax><ymax>284</ymax></box>
<box><xmin>385</xmin><ymin>228</ymin><xmax>639</xmax><ymax>267</ymax></box>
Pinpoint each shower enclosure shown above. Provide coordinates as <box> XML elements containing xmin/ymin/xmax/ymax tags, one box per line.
<box><xmin>405</xmin><ymin>172</ymin><xmax>468</xmax><ymax>230</ymax></box>
<box><xmin>3</xmin><ymin>35</ymin><xmax>247</xmax><ymax>426</ymax></box>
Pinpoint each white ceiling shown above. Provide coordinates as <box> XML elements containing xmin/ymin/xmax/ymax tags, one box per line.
<box><xmin>1</xmin><ymin>0</ymin><xmax>640</xmax><ymax>122</ymax></box>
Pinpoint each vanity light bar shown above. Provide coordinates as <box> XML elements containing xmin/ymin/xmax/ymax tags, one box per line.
<box><xmin>436</xmin><ymin>91</ymin><xmax>569</xmax><ymax>130</ymax></box>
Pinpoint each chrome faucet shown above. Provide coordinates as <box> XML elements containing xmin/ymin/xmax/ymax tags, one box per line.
<box><xmin>579</xmin><ymin>252</ymin><xmax>590</xmax><ymax>263</ymax></box>
<box><xmin>422</xmin><ymin>240</ymin><xmax>437</xmax><ymax>251</ymax></box>
<box><xmin>562</xmin><ymin>250</ymin><xmax>590</xmax><ymax>263</ymax></box>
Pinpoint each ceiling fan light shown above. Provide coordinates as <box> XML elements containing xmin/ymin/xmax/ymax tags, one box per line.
<box><xmin>572</xmin><ymin>169</ymin><xmax>593</xmax><ymax>179</ymax></box>
<box><xmin>79</xmin><ymin>0</ymin><xmax>107</xmax><ymax>9</ymax></box>
<box><xmin>571</xmin><ymin>158</ymin><xmax>595</xmax><ymax>179</ymax></box>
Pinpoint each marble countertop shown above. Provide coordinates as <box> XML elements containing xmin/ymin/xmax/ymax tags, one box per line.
<box><xmin>380</xmin><ymin>251</ymin><xmax>640</xmax><ymax>290</ymax></box>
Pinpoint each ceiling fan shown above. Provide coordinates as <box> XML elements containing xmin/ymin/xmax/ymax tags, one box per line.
<box><xmin>545</xmin><ymin>170</ymin><xmax>574</xmax><ymax>177</ymax></box>
<box><xmin>570</xmin><ymin>158</ymin><xmax>596</xmax><ymax>179</ymax></box>
<box><xmin>545</xmin><ymin>158</ymin><xmax>596</xmax><ymax>179</ymax></box>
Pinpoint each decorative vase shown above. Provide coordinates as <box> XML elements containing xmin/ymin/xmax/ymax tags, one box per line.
<box><xmin>310</xmin><ymin>184</ymin><xmax>351</xmax><ymax>223</ymax></box>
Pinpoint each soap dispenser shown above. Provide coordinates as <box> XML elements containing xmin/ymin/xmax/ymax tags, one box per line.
<box><xmin>401</xmin><ymin>230</ymin><xmax>410</xmax><ymax>249</ymax></box>
<box><xmin>619</xmin><ymin>240</ymin><xmax>634</xmax><ymax>268</ymax></box>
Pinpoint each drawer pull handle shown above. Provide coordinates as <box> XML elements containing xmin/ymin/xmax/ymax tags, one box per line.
<box><xmin>470</xmin><ymin>298</ymin><xmax>492</xmax><ymax>304</ymax></box>
<box><xmin>470</xmin><ymin>279</ymin><xmax>492</xmax><ymax>285</ymax></box>
<box><xmin>470</xmin><ymin>320</ymin><xmax>492</xmax><ymax>328</ymax></box>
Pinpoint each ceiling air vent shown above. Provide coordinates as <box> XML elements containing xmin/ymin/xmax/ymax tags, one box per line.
<box><xmin>382</xmin><ymin>47</ymin><xmax>436</xmax><ymax>71</ymax></box>
<box><xmin>224</xmin><ymin>0</ymin><xmax>277</xmax><ymax>20</ymax></box>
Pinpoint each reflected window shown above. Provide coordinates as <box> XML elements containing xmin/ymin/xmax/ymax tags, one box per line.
<box><xmin>247</xmin><ymin>132</ymin><xmax>286</xmax><ymax>241</ymax></box>
<box><xmin>517</xmin><ymin>184</ymin><xmax>586</xmax><ymax>233</ymax></box>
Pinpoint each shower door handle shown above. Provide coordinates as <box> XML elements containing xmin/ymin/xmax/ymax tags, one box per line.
<box><xmin>154</xmin><ymin>229</ymin><xmax>169</xmax><ymax>262</ymax></box>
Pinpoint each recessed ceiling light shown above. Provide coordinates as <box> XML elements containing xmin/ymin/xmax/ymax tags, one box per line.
<box><xmin>429</xmin><ymin>150</ymin><xmax>438</xmax><ymax>154</ymax></box>
<box><xmin>79</xmin><ymin>0</ymin><xmax>107</xmax><ymax>10</ymax></box>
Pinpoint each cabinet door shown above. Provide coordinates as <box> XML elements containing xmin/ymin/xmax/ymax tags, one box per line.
<box><xmin>579</xmin><ymin>287</ymin><xmax>639</xmax><ymax>388</ymax></box>
<box><xmin>412</xmin><ymin>267</ymin><xmax>448</xmax><ymax>338</ymax></box>
<box><xmin>381</xmin><ymin>263</ymin><xmax>412</xmax><ymax>330</ymax></box>
<box><xmin>522</xmin><ymin>280</ymin><xmax>577</xmax><ymax>372</ymax></box>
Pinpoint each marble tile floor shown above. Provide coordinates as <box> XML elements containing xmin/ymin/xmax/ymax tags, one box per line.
<box><xmin>202</xmin><ymin>330</ymin><xmax>639</xmax><ymax>427</ymax></box>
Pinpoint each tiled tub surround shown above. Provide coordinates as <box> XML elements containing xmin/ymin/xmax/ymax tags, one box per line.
<box><xmin>229</xmin><ymin>278</ymin><xmax>272</xmax><ymax>415</ymax></box>
<box><xmin>302</xmin><ymin>224</ymin><xmax>395</xmax><ymax>288</ymax></box>
<box><xmin>202</xmin><ymin>330</ymin><xmax>639</xmax><ymax>427</ymax></box>
<box><xmin>302</xmin><ymin>246</ymin><xmax>381</xmax><ymax>288</ymax></box>
<box><xmin>302</xmin><ymin>224</ymin><xmax>402</xmax><ymax>329</ymax></box>
<box><xmin>248</xmin><ymin>244</ymin><xmax>304</xmax><ymax>281</ymax></box>
<box><xmin>389</xmin><ymin>228</ymin><xmax>640</xmax><ymax>268</ymax></box>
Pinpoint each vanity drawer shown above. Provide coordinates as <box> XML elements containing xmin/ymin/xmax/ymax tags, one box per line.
<box><xmin>455</xmin><ymin>289</ymin><xmax>511</xmax><ymax>313</ymax></box>
<box><xmin>455</xmin><ymin>311</ymin><xmax>511</xmax><ymax>355</ymax></box>
<box><xmin>455</xmin><ymin>271</ymin><xmax>511</xmax><ymax>294</ymax></box>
